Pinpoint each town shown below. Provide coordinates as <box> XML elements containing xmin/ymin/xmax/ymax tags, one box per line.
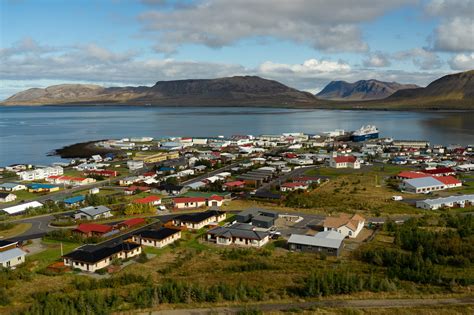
<box><xmin>1</xmin><ymin>126</ymin><xmax>473</xmax><ymax>313</ymax></box>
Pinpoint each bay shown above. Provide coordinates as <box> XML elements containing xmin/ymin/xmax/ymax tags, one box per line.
<box><xmin>0</xmin><ymin>106</ymin><xmax>473</xmax><ymax>166</ymax></box>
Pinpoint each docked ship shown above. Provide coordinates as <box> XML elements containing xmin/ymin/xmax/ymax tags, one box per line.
<box><xmin>351</xmin><ymin>125</ymin><xmax>379</xmax><ymax>142</ymax></box>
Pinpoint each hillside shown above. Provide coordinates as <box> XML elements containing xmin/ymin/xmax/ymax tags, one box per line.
<box><xmin>316</xmin><ymin>80</ymin><xmax>419</xmax><ymax>101</ymax></box>
<box><xmin>1</xmin><ymin>76</ymin><xmax>317</xmax><ymax>106</ymax></box>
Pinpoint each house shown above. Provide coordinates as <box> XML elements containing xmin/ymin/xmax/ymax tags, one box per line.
<box><xmin>0</xmin><ymin>240</ymin><xmax>26</xmax><ymax>268</ymax></box>
<box><xmin>155</xmin><ymin>183</ymin><xmax>186</xmax><ymax>196</ymax></box>
<box><xmin>133</xmin><ymin>195</ymin><xmax>162</xmax><ymax>206</ymax></box>
<box><xmin>223</xmin><ymin>181</ymin><xmax>246</xmax><ymax>190</ymax></box>
<box><xmin>73</xmin><ymin>223</ymin><xmax>113</xmax><ymax>237</ymax></box>
<box><xmin>172</xmin><ymin>210</ymin><xmax>226</xmax><ymax>230</ymax></box>
<box><xmin>287</xmin><ymin>230</ymin><xmax>345</xmax><ymax>256</ymax></box>
<box><xmin>117</xmin><ymin>217</ymin><xmax>146</xmax><ymax>229</ymax></box>
<box><xmin>235</xmin><ymin>208</ymin><xmax>279</xmax><ymax>229</ymax></box>
<box><xmin>74</xmin><ymin>205</ymin><xmax>112</xmax><ymax>220</ymax></box>
<box><xmin>28</xmin><ymin>183</ymin><xmax>60</xmax><ymax>193</ymax></box>
<box><xmin>0</xmin><ymin>192</ymin><xmax>17</xmax><ymax>203</ymax></box>
<box><xmin>329</xmin><ymin>156</ymin><xmax>360</xmax><ymax>169</ymax></box>
<box><xmin>207</xmin><ymin>195</ymin><xmax>224</xmax><ymax>207</ymax></box>
<box><xmin>124</xmin><ymin>186</ymin><xmax>150</xmax><ymax>195</ymax></box>
<box><xmin>84</xmin><ymin>169</ymin><xmax>119</xmax><ymax>177</ymax></box>
<box><xmin>400</xmin><ymin>177</ymin><xmax>447</xmax><ymax>194</ymax></box>
<box><xmin>207</xmin><ymin>223</ymin><xmax>270</xmax><ymax>247</ymax></box>
<box><xmin>0</xmin><ymin>183</ymin><xmax>27</xmax><ymax>192</ymax></box>
<box><xmin>323</xmin><ymin>214</ymin><xmax>365</xmax><ymax>238</ymax></box>
<box><xmin>422</xmin><ymin>167</ymin><xmax>456</xmax><ymax>177</ymax></box>
<box><xmin>127</xmin><ymin>160</ymin><xmax>144</xmax><ymax>171</ymax></box>
<box><xmin>395</xmin><ymin>171</ymin><xmax>429</xmax><ymax>180</ymax></box>
<box><xmin>63</xmin><ymin>195</ymin><xmax>85</xmax><ymax>206</ymax></box>
<box><xmin>173</xmin><ymin>197</ymin><xmax>207</xmax><ymax>209</ymax></box>
<box><xmin>280</xmin><ymin>182</ymin><xmax>308</xmax><ymax>192</ymax></box>
<box><xmin>63</xmin><ymin>242</ymin><xmax>142</xmax><ymax>272</ymax></box>
<box><xmin>435</xmin><ymin>176</ymin><xmax>462</xmax><ymax>188</ymax></box>
<box><xmin>46</xmin><ymin>176</ymin><xmax>96</xmax><ymax>186</ymax></box>
<box><xmin>132</xmin><ymin>228</ymin><xmax>181</xmax><ymax>248</ymax></box>
<box><xmin>18</xmin><ymin>166</ymin><xmax>63</xmax><ymax>181</ymax></box>
<box><xmin>2</xmin><ymin>201</ymin><xmax>43</xmax><ymax>215</ymax></box>
<box><xmin>292</xmin><ymin>176</ymin><xmax>321</xmax><ymax>185</ymax></box>
<box><xmin>416</xmin><ymin>194</ymin><xmax>474</xmax><ymax>210</ymax></box>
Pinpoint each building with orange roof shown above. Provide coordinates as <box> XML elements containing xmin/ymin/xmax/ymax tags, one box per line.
<box><xmin>132</xmin><ymin>195</ymin><xmax>162</xmax><ymax>205</ymax></box>
<box><xmin>46</xmin><ymin>175</ymin><xmax>96</xmax><ymax>186</ymax></box>
<box><xmin>323</xmin><ymin>213</ymin><xmax>365</xmax><ymax>238</ymax></box>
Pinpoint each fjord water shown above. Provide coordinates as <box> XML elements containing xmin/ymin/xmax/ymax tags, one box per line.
<box><xmin>0</xmin><ymin>106</ymin><xmax>473</xmax><ymax>166</ymax></box>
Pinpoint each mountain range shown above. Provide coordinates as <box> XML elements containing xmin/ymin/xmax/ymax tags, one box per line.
<box><xmin>2</xmin><ymin>70</ymin><xmax>473</xmax><ymax>109</ymax></box>
<box><xmin>316</xmin><ymin>80</ymin><xmax>419</xmax><ymax>100</ymax></box>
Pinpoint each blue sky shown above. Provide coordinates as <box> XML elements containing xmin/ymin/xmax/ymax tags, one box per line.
<box><xmin>1</xmin><ymin>0</ymin><xmax>473</xmax><ymax>99</ymax></box>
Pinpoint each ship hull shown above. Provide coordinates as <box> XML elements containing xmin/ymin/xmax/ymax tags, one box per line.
<box><xmin>351</xmin><ymin>132</ymin><xmax>379</xmax><ymax>142</ymax></box>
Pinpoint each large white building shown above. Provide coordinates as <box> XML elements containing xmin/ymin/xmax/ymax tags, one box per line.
<box><xmin>416</xmin><ymin>194</ymin><xmax>474</xmax><ymax>210</ymax></box>
<box><xmin>18</xmin><ymin>166</ymin><xmax>63</xmax><ymax>181</ymax></box>
<box><xmin>400</xmin><ymin>177</ymin><xmax>447</xmax><ymax>194</ymax></box>
<box><xmin>0</xmin><ymin>240</ymin><xmax>26</xmax><ymax>269</ymax></box>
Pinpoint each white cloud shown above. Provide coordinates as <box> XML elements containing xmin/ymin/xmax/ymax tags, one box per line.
<box><xmin>426</xmin><ymin>0</ymin><xmax>474</xmax><ymax>52</ymax></box>
<box><xmin>393</xmin><ymin>48</ymin><xmax>443</xmax><ymax>70</ymax></box>
<box><xmin>449</xmin><ymin>53</ymin><xmax>474</xmax><ymax>70</ymax></box>
<box><xmin>363</xmin><ymin>52</ymin><xmax>391</xmax><ymax>67</ymax></box>
<box><xmin>139</xmin><ymin>0</ymin><xmax>416</xmax><ymax>53</ymax></box>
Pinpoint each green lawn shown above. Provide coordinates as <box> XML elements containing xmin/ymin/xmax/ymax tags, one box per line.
<box><xmin>27</xmin><ymin>239</ymin><xmax>81</xmax><ymax>270</ymax></box>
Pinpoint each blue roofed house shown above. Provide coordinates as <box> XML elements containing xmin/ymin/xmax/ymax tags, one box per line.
<box><xmin>74</xmin><ymin>205</ymin><xmax>112</xmax><ymax>220</ymax></box>
<box><xmin>63</xmin><ymin>195</ymin><xmax>86</xmax><ymax>207</ymax></box>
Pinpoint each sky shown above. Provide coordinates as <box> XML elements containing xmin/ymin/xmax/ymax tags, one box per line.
<box><xmin>1</xmin><ymin>0</ymin><xmax>473</xmax><ymax>99</ymax></box>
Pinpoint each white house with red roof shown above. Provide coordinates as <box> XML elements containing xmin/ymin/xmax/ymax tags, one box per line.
<box><xmin>435</xmin><ymin>176</ymin><xmax>462</xmax><ymax>188</ymax></box>
<box><xmin>173</xmin><ymin>197</ymin><xmax>207</xmax><ymax>209</ymax></box>
<box><xmin>329</xmin><ymin>156</ymin><xmax>360</xmax><ymax>169</ymax></box>
<box><xmin>133</xmin><ymin>195</ymin><xmax>162</xmax><ymax>206</ymax></box>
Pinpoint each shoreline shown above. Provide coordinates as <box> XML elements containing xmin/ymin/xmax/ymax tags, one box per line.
<box><xmin>1</xmin><ymin>103</ymin><xmax>473</xmax><ymax>112</ymax></box>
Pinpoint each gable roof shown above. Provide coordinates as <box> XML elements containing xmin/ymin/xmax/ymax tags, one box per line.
<box><xmin>0</xmin><ymin>248</ymin><xmax>26</xmax><ymax>263</ymax></box>
<box><xmin>397</xmin><ymin>171</ymin><xmax>428</xmax><ymax>179</ymax></box>
<box><xmin>403</xmin><ymin>177</ymin><xmax>446</xmax><ymax>188</ymax></box>
<box><xmin>435</xmin><ymin>176</ymin><xmax>461</xmax><ymax>185</ymax></box>
<box><xmin>120</xmin><ymin>217</ymin><xmax>146</xmax><ymax>227</ymax></box>
<box><xmin>333</xmin><ymin>156</ymin><xmax>356</xmax><ymax>163</ymax></box>
<box><xmin>323</xmin><ymin>214</ymin><xmax>365</xmax><ymax>231</ymax></box>
<box><xmin>63</xmin><ymin>195</ymin><xmax>85</xmax><ymax>204</ymax></box>
<box><xmin>0</xmin><ymin>192</ymin><xmax>14</xmax><ymax>198</ymax></box>
<box><xmin>422</xmin><ymin>167</ymin><xmax>455</xmax><ymax>175</ymax></box>
<box><xmin>133</xmin><ymin>195</ymin><xmax>161</xmax><ymax>204</ymax></box>
<box><xmin>74</xmin><ymin>223</ymin><xmax>112</xmax><ymax>234</ymax></box>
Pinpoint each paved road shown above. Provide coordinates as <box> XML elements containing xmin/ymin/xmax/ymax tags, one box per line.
<box><xmin>146</xmin><ymin>296</ymin><xmax>474</xmax><ymax>314</ymax></box>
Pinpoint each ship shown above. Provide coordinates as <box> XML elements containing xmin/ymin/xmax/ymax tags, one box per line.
<box><xmin>351</xmin><ymin>125</ymin><xmax>379</xmax><ymax>142</ymax></box>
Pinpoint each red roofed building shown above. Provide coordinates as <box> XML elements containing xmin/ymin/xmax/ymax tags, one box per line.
<box><xmin>142</xmin><ymin>172</ymin><xmax>156</xmax><ymax>178</ymax></box>
<box><xmin>84</xmin><ymin>169</ymin><xmax>119</xmax><ymax>177</ymax></box>
<box><xmin>330</xmin><ymin>156</ymin><xmax>360</xmax><ymax>169</ymax></box>
<box><xmin>396</xmin><ymin>171</ymin><xmax>429</xmax><ymax>180</ymax></box>
<box><xmin>173</xmin><ymin>197</ymin><xmax>207</xmax><ymax>209</ymax></box>
<box><xmin>223</xmin><ymin>180</ymin><xmax>246</xmax><ymax>190</ymax></box>
<box><xmin>292</xmin><ymin>176</ymin><xmax>321</xmax><ymax>184</ymax></box>
<box><xmin>133</xmin><ymin>195</ymin><xmax>162</xmax><ymax>205</ymax></box>
<box><xmin>73</xmin><ymin>223</ymin><xmax>112</xmax><ymax>237</ymax></box>
<box><xmin>124</xmin><ymin>186</ymin><xmax>150</xmax><ymax>195</ymax></box>
<box><xmin>280</xmin><ymin>181</ymin><xmax>309</xmax><ymax>192</ymax></box>
<box><xmin>435</xmin><ymin>176</ymin><xmax>462</xmax><ymax>188</ymax></box>
<box><xmin>422</xmin><ymin>167</ymin><xmax>456</xmax><ymax>177</ymax></box>
<box><xmin>117</xmin><ymin>217</ymin><xmax>146</xmax><ymax>229</ymax></box>
<box><xmin>208</xmin><ymin>195</ymin><xmax>224</xmax><ymax>207</ymax></box>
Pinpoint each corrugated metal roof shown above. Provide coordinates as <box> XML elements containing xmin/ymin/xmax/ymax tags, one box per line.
<box><xmin>0</xmin><ymin>248</ymin><xmax>25</xmax><ymax>263</ymax></box>
<box><xmin>404</xmin><ymin>177</ymin><xmax>444</xmax><ymax>188</ymax></box>
<box><xmin>288</xmin><ymin>230</ymin><xmax>345</xmax><ymax>249</ymax></box>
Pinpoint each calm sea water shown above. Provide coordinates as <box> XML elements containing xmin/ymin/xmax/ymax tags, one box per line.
<box><xmin>0</xmin><ymin>106</ymin><xmax>473</xmax><ymax>166</ymax></box>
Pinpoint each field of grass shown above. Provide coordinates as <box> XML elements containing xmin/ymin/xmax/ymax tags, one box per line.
<box><xmin>0</xmin><ymin>222</ymin><xmax>32</xmax><ymax>239</ymax></box>
<box><xmin>26</xmin><ymin>239</ymin><xmax>81</xmax><ymax>270</ymax></box>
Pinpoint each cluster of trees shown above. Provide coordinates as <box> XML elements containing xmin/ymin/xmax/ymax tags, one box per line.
<box><xmin>23</xmin><ymin>279</ymin><xmax>265</xmax><ymax>314</ymax></box>
<box><xmin>358</xmin><ymin>214</ymin><xmax>474</xmax><ymax>285</ymax></box>
<box><xmin>44</xmin><ymin>229</ymin><xmax>100</xmax><ymax>244</ymax></box>
<box><xmin>123</xmin><ymin>203</ymin><xmax>156</xmax><ymax>216</ymax></box>
<box><xmin>24</xmin><ymin>201</ymin><xmax>67</xmax><ymax>216</ymax></box>
<box><xmin>85</xmin><ymin>194</ymin><xmax>119</xmax><ymax>206</ymax></box>
<box><xmin>298</xmin><ymin>270</ymin><xmax>397</xmax><ymax>297</ymax></box>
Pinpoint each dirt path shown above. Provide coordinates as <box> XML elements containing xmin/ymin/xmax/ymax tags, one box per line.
<box><xmin>143</xmin><ymin>296</ymin><xmax>474</xmax><ymax>314</ymax></box>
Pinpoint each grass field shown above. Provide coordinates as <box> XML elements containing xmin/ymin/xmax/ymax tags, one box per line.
<box><xmin>0</xmin><ymin>222</ymin><xmax>32</xmax><ymax>239</ymax></box>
